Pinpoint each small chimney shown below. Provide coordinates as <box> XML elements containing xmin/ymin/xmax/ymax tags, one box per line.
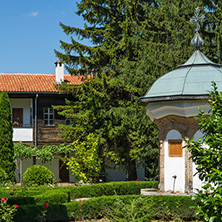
<box><xmin>55</xmin><ymin>60</ymin><xmax>64</xmax><ymax>84</ymax></box>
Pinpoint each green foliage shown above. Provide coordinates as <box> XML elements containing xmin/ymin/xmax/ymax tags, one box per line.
<box><xmin>7</xmin><ymin>197</ymin><xmax>35</xmax><ymax>206</ymax></box>
<box><xmin>14</xmin><ymin>142</ymin><xmax>74</xmax><ymax>164</ymax></box>
<box><xmin>0</xmin><ymin>198</ymin><xmax>18</xmax><ymax>222</ymax></box>
<box><xmin>0</xmin><ymin>91</ymin><xmax>15</xmax><ymax>182</ymax></box>
<box><xmin>65</xmin><ymin>195</ymin><xmax>196</xmax><ymax>221</ymax></box>
<box><xmin>22</xmin><ymin>165</ymin><xmax>55</xmax><ymax>186</ymax></box>
<box><xmin>34</xmin><ymin>192</ymin><xmax>69</xmax><ymax>205</ymax></box>
<box><xmin>66</xmin><ymin>134</ymin><xmax>102</xmax><ymax>183</ymax></box>
<box><xmin>54</xmin><ymin>0</ymin><xmax>163</xmax><ymax>180</ymax></box>
<box><xmin>0</xmin><ymin>181</ymin><xmax>157</xmax><ymax>200</ymax></box>
<box><xmin>0</xmin><ymin>168</ymin><xmax>8</xmax><ymax>184</ymax></box>
<box><xmin>105</xmin><ymin>196</ymin><xmax>155</xmax><ymax>221</ymax></box>
<box><xmin>184</xmin><ymin>82</ymin><xmax>222</xmax><ymax>221</ymax></box>
<box><xmin>0</xmin><ymin>185</ymin><xmax>196</xmax><ymax>221</ymax></box>
<box><xmin>69</xmin><ymin>181</ymin><xmax>158</xmax><ymax>199</ymax></box>
<box><xmin>54</xmin><ymin>0</ymin><xmax>222</xmax><ymax>181</ymax></box>
<box><xmin>6</xmin><ymin>191</ymin><xmax>69</xmax><ymax>206</ymax></box>
<box><xmin>13</xmin><ymin>204</ymin><xmax>44</xmax><ymax>222</ymax></box>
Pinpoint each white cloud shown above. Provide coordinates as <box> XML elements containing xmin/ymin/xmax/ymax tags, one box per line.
<box><xmin>27</xmin><ymin>11</ymin><xmax>39</xmax><ymax>17</ymax></box>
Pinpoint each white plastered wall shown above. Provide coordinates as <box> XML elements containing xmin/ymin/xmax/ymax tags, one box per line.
<box><xmin>164</xmin><ymin>130</ymin><xmax>185</xmax><ymax>193</ymax></box>
<box><xmin>16</xmin><ymin>157</ymin><xmax>76</xmax><ymax>183</ymax></box>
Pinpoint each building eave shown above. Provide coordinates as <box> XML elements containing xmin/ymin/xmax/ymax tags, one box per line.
<box><xmin>138</xmin><ymin>94</ymin><xmax>210</xmax><ymax>106</ymax></box>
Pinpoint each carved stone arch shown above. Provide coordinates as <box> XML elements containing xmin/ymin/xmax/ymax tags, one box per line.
<box><xmin>155</xmin><ymin>115</ymin><xmax>199</xmax><ymax>141</ymax></box>
<box><xmin>155</xmin><ymin>115</ymin><xmax>199</xmax><ymax>193</ymax></box>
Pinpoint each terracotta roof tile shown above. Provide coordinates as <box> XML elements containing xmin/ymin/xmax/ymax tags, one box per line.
<box><xmin>0</xmin><ymin>73</ymin><xmax>82</xmax><ymax>93</ymax></box>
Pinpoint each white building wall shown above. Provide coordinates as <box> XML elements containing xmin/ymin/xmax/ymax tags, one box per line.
<box><xmin>16</xmin><ymin>157</ymin><xmax>76</xmax><ymax>183</ymax></box>
<box><xmin>164</xmin><ymin>130</ymin><xmax>185</xmax><ymax>193</ymax></box>
<box><xmin>13</xmin><ymin>128</ymin><xmax>33</xmax><ymax>142</ymax></box>
<box><xmin>10</xmin><ymin>98</ymin><xmax>33</xmax><ymax>142</ymax></box>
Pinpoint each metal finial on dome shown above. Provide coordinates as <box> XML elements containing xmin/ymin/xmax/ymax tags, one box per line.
<box><xmin>190</xmin><ymin>7</ymin><xmax>205</xmax><ymax>48</ymax></box>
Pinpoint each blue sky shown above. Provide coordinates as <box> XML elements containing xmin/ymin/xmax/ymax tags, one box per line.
<box><xmin>0</xmin><ymin>0</ymin><xmax>87</xmax><ymax>74</ymax></box>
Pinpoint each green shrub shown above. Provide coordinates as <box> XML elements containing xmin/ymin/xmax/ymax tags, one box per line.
<box><xmin>34</xmin><ymin>192</ymin><xmax>69</xmax><ymax>205</ymax></box>
<box><xmin>22</xmin><ymin>165</ymin><xmax>55</xmax><ymax>186</ymax></box>
<box><xmin>11</xmin><ymin>195</ymin><xmax>196</xmax><ymax>222</ymax></box>
<box><xmin>13</xmin><ymin>204</ymin><xmax>44</xmax><ymax>222</ymax></box>
<box><xmin>0</xmin><ymin>168</ymin><xmax>8</xmax><ymax>183</ymax></box>
<box><xmin>65</xmin><ymin>195</ymin><xmax>197</xmax><ymax>221</ymax></box>
<box><xmin>69</xmin><ymin>181</ymin><xmax>158</xmax><ymax>199</ymax></box>
<box><xmin>6</xmin><ymin>192</ymin><xmax>69</xmax><ymax>206</ymax></box>
<box><xmin>7</xmin><ymin>197</ymin><xmax>35</xmax><ymax>205</ymax></box>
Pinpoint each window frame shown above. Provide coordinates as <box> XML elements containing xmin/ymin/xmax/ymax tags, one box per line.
<box><xmin>43</xmin><ymin>107</ymin><xmax>55</xmax><ymax>126</ymax></box>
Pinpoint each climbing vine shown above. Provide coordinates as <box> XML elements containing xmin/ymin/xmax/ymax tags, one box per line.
<box><xmin>14</xmin><ymin>142</ymin><xmax>73</xmax><ymax>163</ymax></box>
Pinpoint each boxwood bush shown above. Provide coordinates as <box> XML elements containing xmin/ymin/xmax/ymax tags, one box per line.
<box><xmin>22</xmin><ymin>165</ymin><xmax>55</xmax><ymax>186</ymax></box>
<box><xmin>69</xmin><ymin>181</ymin><xmax>158</xmax><ymax>199</ymax></box>
<box><xmin>7</xmin><ymin>191</ymin><xmax>69</xmax><ymax>205</ymax></box>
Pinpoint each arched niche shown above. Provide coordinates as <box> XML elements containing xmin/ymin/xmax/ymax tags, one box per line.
<box><xmin>193</xmin><ymin>130</ymin><xmax>204</xmax><ymax>142</ymax></box>
<box><xmin>164</xmin><ymin>129</ymin><xmax>185</xmax><ymax>193</ymax></box>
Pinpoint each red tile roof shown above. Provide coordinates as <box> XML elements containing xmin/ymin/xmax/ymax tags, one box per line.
<box><xmin>0</xmin><ymin>73</ymin><xmax>82</xmax><ymax>93</ymax></box>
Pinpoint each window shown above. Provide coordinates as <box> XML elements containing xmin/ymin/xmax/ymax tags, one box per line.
<box><xmin>168</xmin><ymin>139</ymin><xmax>182</xmax><ymax>157</ymax></box>
<box><xmin>44</xmin><ymin>107</ymin><xmax>54</xmax><ymax>126</ymax></box>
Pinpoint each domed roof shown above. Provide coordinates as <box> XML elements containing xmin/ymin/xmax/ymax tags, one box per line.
<box><xmin>139</xmin><ymin>49</ymin><xmax>222</xmax><ymax>105</ymax></box>
<box><xmin>139</xmin><ymin>7</ymin><xmax>222</xmax><ymax>106</ymax></box>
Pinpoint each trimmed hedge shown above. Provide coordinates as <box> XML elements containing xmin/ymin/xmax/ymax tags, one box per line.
<box><xmin>14</xmin><ymin>204</ymin><xmax>70</xmax><ymax>222</ymax></box>
<box><xmin>0</xmin><ymin>181</ymin><xmax>158</xmax><ymax>200</ymax></box>
<box><xmin>12</xmin><ymin>195</ymin><xmax>197</xmax><ymax>222</ymax></box>
<box><xmin>7</xmin><ymin>196</ymin><xmax>35</xmax><ymax>205</ymax></box>
<box><xmin>34</xmin><ymin>192</ymin><xmax>69</xmax><ymax>205</ymax></box>
<box><xmin>69</xmin><ymin>181</ymin><xmax>158</xmax><ymax>199</ymax></box>
<box><xmin>7</xmin><ymin>192</ymin><xmax>69</xmax><ymax>205</ymax></box>
<box><xmin>66</xmin><ymin>195</ymin><xmax>197</xmax><ymax>221</ymax></box>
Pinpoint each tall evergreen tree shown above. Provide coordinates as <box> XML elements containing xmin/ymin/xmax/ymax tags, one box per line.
<box><xmin>55</xmin><ymin>0</ymin><xmax>222</xmax><ymax>180</ymax></box>
<box><xmin>55</xmin><ymin>0</ymin><xmax>161</xmax><ymax>180</ymax></box>
<box><xmin>0</xmin><ymin>91</ymin><xmax>15</xmax><ymax>181</ymax></box>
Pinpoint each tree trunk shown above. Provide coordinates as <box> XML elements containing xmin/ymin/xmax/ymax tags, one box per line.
<box><xmin>125</xmin><ymin>158</ymin><xmax>137</xmax><ymax>181</ymax></box>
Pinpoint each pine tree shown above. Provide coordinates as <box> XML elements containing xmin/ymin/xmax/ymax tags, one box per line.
<box><xmin>55</xmin><ymin>0</ymin><xmax>222</xmax><ymax>180</ymax></box>
<box><xmin>0</xmin><ymin>91</ymin><xmax>15</xmax><ymax>181</ymax></box>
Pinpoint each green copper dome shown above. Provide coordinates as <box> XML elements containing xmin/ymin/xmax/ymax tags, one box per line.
<box><xmin>139</xmin><ymin>49</ymin><xmax>222</xmax><ymax>105</ymax></box>
<box><xmin>139</xmin><ymin>7</ymin><xmax>222</xmax><ymax>106</ymax></box>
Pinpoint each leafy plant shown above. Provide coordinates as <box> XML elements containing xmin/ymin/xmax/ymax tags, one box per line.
<box><xmin>0</xmin><ymin>168</ymin><xmax>8</xmax><ymax>184</ymax></box>
<box><xmin>14</xmin><ymin>142</ymin><xmax>74</xmax><ymax>164</ymax></box>
<box><xmin>105</xmin><ymin>196</ymin><xmax>155</xmax><ymax>222</ymax></box>
<box><xmin>184</xmin><ymin>82</ymin><xmax>222</xmax><ymax>221</ymax></box>
<box><xmin>66</xmin><ymin>134</ymin><xmax>102</xmax><ymax>183</ymax></box>
<box><xmin>0</xmin><ymin>198</ymin><xmax>18</xmax><ymax>222</ymax></box>
<box><xmin>22</xmin><ymin>165</ymin><xmax>55</xmax><ymax>186</ymax></box>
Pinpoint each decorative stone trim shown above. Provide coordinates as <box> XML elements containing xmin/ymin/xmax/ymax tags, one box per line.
<box><xmin>155</xmin><ymin>115</ymin><xmax>199</xmax><ymax>193</ymax></box>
